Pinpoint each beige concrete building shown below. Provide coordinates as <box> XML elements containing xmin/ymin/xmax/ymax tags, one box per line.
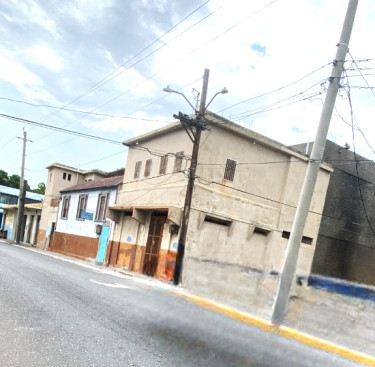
<box><xmin>37</xmin><ymin>163</ymin><xmax>115</xmax><ymax>249</ymax></box>
<box><xmin>107</xmin><ymin>113</ymin><xmax>332</xmax><ymax>307</ymax></box>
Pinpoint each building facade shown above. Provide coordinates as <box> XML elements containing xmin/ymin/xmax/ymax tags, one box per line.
<box><xmin>107</xmin><ymin>113</ymin><xmax>332</xmax><ymax>307</ymax></box>
<box><xmin>2</xmin><ymin>203</ymin><xmax>42</xmax><ymax>245</ymax></box>
<box><xmin>291</xmin><ymin>140</ymin><xmax>375</xmax><ymax>285</ymax></box>
<box><xmin>50</xmin><ymin>175</ymin><xmax>123</xmax><ymax>262</ymax></box>
<box><xmin>37</xmin><ymin>163</ymin><xmax>119</xmax><ymax>249</ymax></box>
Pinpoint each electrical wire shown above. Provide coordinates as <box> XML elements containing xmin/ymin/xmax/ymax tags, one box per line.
<box><xmin>32</xmin><ymin>1</ymin><xmax>212</xmax><ymax>126</ymax></box>
<box><xmin>0</xmin><ymin>113</ymin><xmax>123</xmax><ymax>145</ymax></box>
<box><xmin>344</xmin><ymin>75</ymin><xmax>375</xmax><ymax>237</ymax></box>
<box><xmin>218</xmin><ymin>63</ymin><xmax>332</xmax><ymax>114</ymax></box>
<box><xmin>348</xmin><ymin>51</ymin><xmax>375</xmax><ymax>100</ymax></box>
<box><xmin>0</xmin><ymin>96</ymin><xmax>171</xmax><ymax>123</ymax></box>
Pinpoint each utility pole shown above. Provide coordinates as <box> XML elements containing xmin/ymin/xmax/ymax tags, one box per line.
<box><xmin>15</xmin><ymin>128</ymin><xmax>30</xmax><ymax>244</ymax></box>
<box><xmin>271</xmin><ymin>0</ymin><xmax>358</xmax><ymax>325</ymax></box>
<box><xmin>173</xmin><ymin>68</ymin><xmax>210</xmax><ymax>285</ymax></box>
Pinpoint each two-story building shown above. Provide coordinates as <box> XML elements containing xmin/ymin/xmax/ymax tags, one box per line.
<box><xmin>106</xmin><ymin>113</ymin><xmax>332</xmax><ymax>308</ymax></box>
<box><xmin>37</xmin><ymin>163</ymin><xmax>122</xmax><ymax>249</ymax></box>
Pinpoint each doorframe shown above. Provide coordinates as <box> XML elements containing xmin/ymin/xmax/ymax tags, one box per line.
<box><xmin>142</xmin><ymin>212</ymin><xmax>167</xmax><ymax>277</ymax></box>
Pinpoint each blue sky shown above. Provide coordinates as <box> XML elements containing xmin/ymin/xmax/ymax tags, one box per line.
<box><xmin>0</xmin><ymin>0</ymin><xmax>374</xmax><ymax>188</ymax></box>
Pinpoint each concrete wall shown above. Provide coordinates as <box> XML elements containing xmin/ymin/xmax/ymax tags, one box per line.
<box><xmin>292</xmin><ymin>140</ymin><xmax>375</xmax><ymax>285</ymax></box>
<box><xmin>114</xmin><ymin>121</ymin><xmax>331</xmax><ymax>294</ymax></box>
<box><xmin>37</xmin><ymin>166</ymin><xmax>84</xmax><ymax>248</ymax></box>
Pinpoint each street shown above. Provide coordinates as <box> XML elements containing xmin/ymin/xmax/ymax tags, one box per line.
<box><xmin>0</xmin><ymin>242</ymin><xmax>362</xmax><ymax>367</ymax></box>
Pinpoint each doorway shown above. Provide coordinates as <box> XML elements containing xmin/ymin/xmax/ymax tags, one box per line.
<box><xmin>143</xmin><ymin>213</ymin><xmax>166</xmax><ymax>277</ymax></box>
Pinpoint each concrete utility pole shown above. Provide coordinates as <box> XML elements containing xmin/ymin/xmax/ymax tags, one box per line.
<box><xmin>271</xmin><ymin>0</ymin><xmax>359</xmax><ymax>325</ymax></box>
<box><xmin>173</xmin><ymin>69</ymin><xmax>210</xmax><ymax>285</ymax></box>
<box><xmin>15</xmin><ymin>128</ymin><xmax>29</xmax><ymax>244</ymax></box>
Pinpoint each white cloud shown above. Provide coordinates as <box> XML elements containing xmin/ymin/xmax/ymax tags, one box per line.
<box><xmin>18</xmin><ymin>0</ymin><xmax>61</xmax><ymax>39</ymax></box>
<box><xmin>23</xmin><ymin>44</ymin><xmax>63</xmax><ymax>72</ymax></box>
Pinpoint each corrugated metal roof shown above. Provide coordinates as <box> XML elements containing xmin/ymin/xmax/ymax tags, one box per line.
<box><xmin>4</xmin><ymin>202</ymin><xmax>42</xmax><ymax>210</ymax></box>
<box><xmin>0</xmin><ymin>185</ymin><xmax>44</xmax><ymax>201</ymax></box>
<box><xmin>60</xmin><ymin>175</ymin><xmax>123</xmax><ymax>193</ymax></box>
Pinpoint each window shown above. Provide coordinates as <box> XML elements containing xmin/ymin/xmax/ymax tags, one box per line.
<box><xmin>254</xmin><ymin>227</ymin><xmax>270</xmax><ymax>236</ymax></box>
<box><xmin>63</xmin><ymin>172</ymin><xmax>72</xmax><ymax>181</ymax></box>
<box><xmin>61</xmin><ymin>196</ymin><xmax>70</xmax><ymax>219</ymax></box>
<box><xmin>76</xmin><ymin>194</ymin><xmax>88</xmax><ymax>219</ymax></box>
<box><xmin>224</xmin><ymin>158</ymin><xmax>237</xmax><ymax>181</ymax></box>
<box><xmin>134</xmin><ymin>161</ymin><xmax>142</xmax><ymax>179</ymax></box>
<box><xmin>95</xmin><ymin>193</ymin><xmax>109</xmax><ymax>221</ymax></box>
<box><xmin>173</xmin><ymin>151</ymin><xmax>184</xmax><ymax>173</ymax></box>
<box><xmin>282</xmin><ymin>231</ymin><xmax>313</xmax><ymax>245</ymax></box>
<box><xmin>144</xmin><ymin>159</ymin><xmax>152</xmax><ymax>177</ymax></box>
<box><xmin>159</xmin><ymin>155</ymin><xmax>168</xmax><ymax>175</ymax></box>
<box><xmin>204</xmin><ymin>214</ymin><xmax>231</xmax><ymax>227</ymax></box>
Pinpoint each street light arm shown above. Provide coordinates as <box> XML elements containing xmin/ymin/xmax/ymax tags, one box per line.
<box><xmin>204</xmin><ymin>87</ymin><xmax>228</xmax><ymax>111</ymax></box>
<box><xmin>163</xmin><ymin>86</ymin><xmax>196</xmax><ymax>112</ymax></box>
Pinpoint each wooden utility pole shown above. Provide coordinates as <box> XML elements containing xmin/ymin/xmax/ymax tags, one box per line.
<box><xmin>173</xmin><ymin>69</ymin><xmax>210</xmax><ymax>285</ymax></box>
<box><xmin>15</xmin><ymin>128</ymin><xmax>29</xmax><ymax>244</ymax></box>
<box><xmin>271</xmin><ymin>0</ymin><xmax>359</xmax><ymax>325</ymax></box>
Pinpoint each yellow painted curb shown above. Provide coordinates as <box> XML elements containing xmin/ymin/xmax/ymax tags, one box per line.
<box><xmin>177</xmin><ymin>291</ymin><xmax>375</xmax><ymax>366</ymax></box>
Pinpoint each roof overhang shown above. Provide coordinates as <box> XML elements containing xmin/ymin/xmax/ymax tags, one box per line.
<box><xmin>107</xmin><ymin>205</ymin><xmax>182</xmax><ymax>225</ymax></box>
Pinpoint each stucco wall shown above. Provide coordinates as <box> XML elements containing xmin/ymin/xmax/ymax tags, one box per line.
<box><xmin>38</xmin><ymin>166</ymin><xmax>84</xmax><ymax>247</ymax></box>
<box><xmin>56</xmin><ymin>188</ymin><xmax>117</xmax><ymax>237</ymax></box>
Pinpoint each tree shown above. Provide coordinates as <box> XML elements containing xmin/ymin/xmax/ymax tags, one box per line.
<box><xmin>7</xmin><ymin>174</ymin><xmax>21</xmax><ymax>189</ymax></box>
<box><xmin>32</xmin><ymin>182</ymin><xmax>46</xmax><ymax>195</ymax></box>
<box><xmin>0</xmin><ymin>170</ymin><xmax>8</xmax><ymax>186</ymax></box>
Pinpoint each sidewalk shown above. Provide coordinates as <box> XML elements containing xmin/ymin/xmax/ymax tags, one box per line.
<box><xmin>5</xmin><ymin>240</ymin><xmax>375</xmax><ymax>366</ymax></box>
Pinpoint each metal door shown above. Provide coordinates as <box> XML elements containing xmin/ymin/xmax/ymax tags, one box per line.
<box><xmin>96</xmin><ymin>226</ymin><xmax>109</xmax><ymax>264</ymax></box>
<box><xmin>143</xmin><ymin>214</ymin><xmax>166</xmax><ymax>277</ymax></box>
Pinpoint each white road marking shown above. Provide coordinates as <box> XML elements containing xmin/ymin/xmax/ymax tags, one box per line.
<box><xmin>89</xmin><ymin>279</ymin><xmax>132</xmax><ymax>289</ymax></box>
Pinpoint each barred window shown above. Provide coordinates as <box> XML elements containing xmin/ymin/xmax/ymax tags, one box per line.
<box><xmin>224</xmin><ymin>158</ymin><xmax>237</xmax><ymax>181</ymax></box>
<box><xmin>134</xmin><ymin>161</ymin><xmax>142</xmax><ymax>179</ymax></box>
<box><xmin>173</xmin><ymin>151</ymin><xmax>184</xmax><ymax>173</ymax></box>
<box><xmin>61</xmin><ymin>196</ymin><xmax>70</xmax><ymax>219</ymax></box>
<box><xmin>159</xmin><ymin>155</ymin><xmax>168</xmax><ymax>175</ymax></box>
<box><xmin>95</xmin><ymin>193</ymin><xmax>110</xmax><ymax>221</ymax></box>
<box><xmin>144</xmin><ymin>159</ymin><xmax>152</xmax><ymax>177</ymax></box>
<box><xmin>76</xmin><ymin>194</ymin><xmax>88</xmax><ymax>219</ymax></box>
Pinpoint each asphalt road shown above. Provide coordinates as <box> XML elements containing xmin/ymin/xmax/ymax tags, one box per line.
<box><xmin>0</xmin><ymin>242</ymin><xmax>362</xmax><ymax>367</ymax></box>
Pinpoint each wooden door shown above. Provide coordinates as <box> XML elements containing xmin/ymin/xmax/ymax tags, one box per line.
<box><xmin>143</xmin><ymin>214</ymin><xmax>166</xmax><ymax>277</ymax></box>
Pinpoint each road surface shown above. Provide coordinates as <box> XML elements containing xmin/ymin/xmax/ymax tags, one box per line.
<box><xmin>0</xmin><ymin>242</ymin><xmax>362</xmax><ymax>366</ymax></box>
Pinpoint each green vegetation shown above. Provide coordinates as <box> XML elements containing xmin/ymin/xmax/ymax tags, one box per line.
<box><xmin>0</xmin><ymin>169</ymin><xmax>44</xmax><ymax>194</ymax></box>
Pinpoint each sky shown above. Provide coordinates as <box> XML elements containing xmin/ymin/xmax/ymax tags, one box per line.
<box><xmin>0</xmin><ymin>0</ymin><xmax>374</xmax><ymax>189</ymax></box>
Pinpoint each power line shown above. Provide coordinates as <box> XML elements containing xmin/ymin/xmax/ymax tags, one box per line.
<box><xmin>348</xmin><ymin>51</ymin><xmax>375</xmax><ymax>100</ymax></box>
<box><xmin>344</xmin><ymin>79</ymin><xmax>375</xmax><ymax>237</ymax></box>
<box><xmin>75</xmin><ymin>150</ymin><xmax>127</xmax><ymax>168</ymax></box>
<box><xmin>0</xmin><ymin>96</ymin><xmax>171</xmax><ymax>123</ymax></box>
<box><xmin>193</xmin><ymin>175</ymin><xmax>375</xmax><ymax>236</ymax></box>
<box><xmin>0</xmin><ymin>113</ymin><xmax>123</xmax><ymax>145</ymax></box>
<box><xmin>218</xmin><ymin>63</ymin><xmax>332</xmax><ymax>114</ymax></box>
<box><xmin>32</xmin><ymin>1</ymin><xmax>212</xmax><ymax>126</ymax></box>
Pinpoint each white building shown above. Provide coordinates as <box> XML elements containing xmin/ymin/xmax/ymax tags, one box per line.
<box><xmin>50</xmin><ymin>175</ymin><xmax>123</xmax><ymax>263</ymax></box>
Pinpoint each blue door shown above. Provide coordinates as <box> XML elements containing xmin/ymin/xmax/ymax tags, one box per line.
<box><xmin>96</xmin><ymin>226</ymin><xmax>109</xmax><ymax>264</ymax></box>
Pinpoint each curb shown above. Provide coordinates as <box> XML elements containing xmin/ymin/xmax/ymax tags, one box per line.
<box><xmin>177</xmin><ymin>291</ymin><xmax>375</xmax><ymax>366</ymax></box>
